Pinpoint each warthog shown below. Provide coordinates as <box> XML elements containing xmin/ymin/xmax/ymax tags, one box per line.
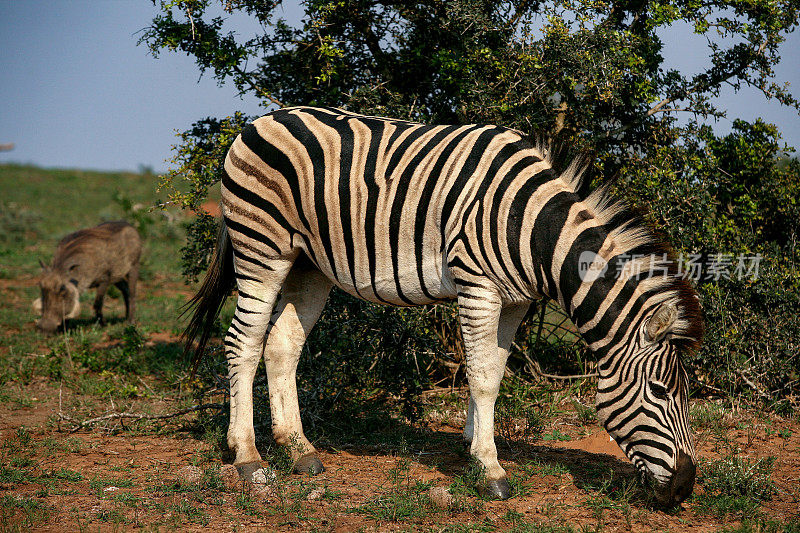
<box><xmin>33</xmin><ymin>221</ymin><xmax>141</xmax><ymax>333</ymax></box>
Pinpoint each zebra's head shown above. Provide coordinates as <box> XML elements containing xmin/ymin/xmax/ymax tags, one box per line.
<box><xmin>594</xmin><ymin>301</ymin><xmax>697</xmax><ymax>507</ymax></box>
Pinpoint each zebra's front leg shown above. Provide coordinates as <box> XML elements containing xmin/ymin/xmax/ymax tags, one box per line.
<box><xmin>263</xmin><ymin>264</ymin><xmax>331</xmax><ymax>474</ymax></box>
<box><xmin>463</xmin><ymin>396</ymin><xmax>476</xmax><ymax>448</ymax></box>
<box><xmin>458</xmin><ymin>287</ymin><xmax>528</xmax><ymax>499</ymax></box>
<box><xmin>462</xmin><ymin>303</ymin><xmax>529</xmax><ymax>449</ymax></box>
<box><xmin>226</xmin><ymin>258</ymin><xmax>295</xmax><ymax>485</ymax></box>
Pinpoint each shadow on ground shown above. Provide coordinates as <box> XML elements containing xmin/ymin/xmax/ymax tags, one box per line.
<box><xmin>190</xmin><ymin>389</ymin><xmax>643</xmax><ymax>503</ymax></box>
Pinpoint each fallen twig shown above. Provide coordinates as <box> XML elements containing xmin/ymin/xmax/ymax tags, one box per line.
<box><xmin>57</xmin><ymin>403</ymin><xmax>225</xmax><ymax>433</ymax></box>
<box><xmin>419</xmin><ymin>386</ymin><xmax>468</xmax><ymax>397</ymax></box>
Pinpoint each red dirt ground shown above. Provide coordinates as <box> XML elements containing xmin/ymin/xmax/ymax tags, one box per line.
<box><xmin>1</xmin><ymin>375</ymin><xmax>799</xmax><ymax>532</ymax></box>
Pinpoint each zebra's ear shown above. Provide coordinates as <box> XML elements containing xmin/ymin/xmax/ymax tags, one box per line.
<box><xmin>645</xmin><ymin>302</ymin><xmax>678</xmax><ymax>343</ymax></box>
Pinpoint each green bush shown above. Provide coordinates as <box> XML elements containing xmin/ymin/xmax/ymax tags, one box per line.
<box><xmin>298</xmin><ymin>289</ymin><xmax>443</xmax><ymax>423</ymax></box>
<box><xmin>621</xmin><ymin>121</ymin><xmax>800</xmax><ymax>409</ymax></box>
<box><xmin>145</xmin><ymin>1</ymin><xmax>800</xmax><ymax>413</ymax></box>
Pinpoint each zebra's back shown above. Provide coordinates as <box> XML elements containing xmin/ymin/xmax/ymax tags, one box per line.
<box><xmin>222</xmin><ymin>106</ymin><xmax>560</xmax><ymax>306</ymax></box>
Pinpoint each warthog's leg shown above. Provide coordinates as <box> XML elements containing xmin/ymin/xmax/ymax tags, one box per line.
<box><xmin>263</xmin><ymin>260</ymin><xmax>332</xmax><ymax>474</ymax></box>
<box><xmin>117</xmin><ymin>265</ymin><xmax>138</xmax><ymax>323</ymax></box>
<box><xmin>115</xmin><ymin>280</ymin><xmax>130</xmax><ymax>320</ymax></box>
<box><xmin>457</xmin><ymin>284</ymin><xmax>528</xmax><ymax>500</ymax></box>
<box><xmin>226</xmin><ymin>255</ymin><xmax>296</xmax><ymax>485</ymax></box>
<box><xmin>93</xmin><ymin>280</ymin><xmax>111</xmax><ymax>324</ymax></box>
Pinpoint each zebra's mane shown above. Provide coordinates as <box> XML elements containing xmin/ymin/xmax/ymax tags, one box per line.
<box><xmin>533</xmin><ymin>140</ymin><xmax>590</xmax><ymax>193</ymax></box>
<box><xmin>548</xmin><ymin>150</ymin><xmax>705</xmax><ymax>354</ymax></box>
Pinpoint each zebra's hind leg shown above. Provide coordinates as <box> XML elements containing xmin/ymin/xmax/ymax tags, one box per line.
<box><xmin>457</xmin><ymin>286</ymin><xmax>528</xmax><ymax>499</ymax></box>
<box><xmin>226</xmin><ymin>255</ymin><xmax>296</xmax><ymax>486</ymax></box>
<box><xmin>262</xmin><ymin>259</ymin><xmax>332</xmax><ymax>474</ymax></box>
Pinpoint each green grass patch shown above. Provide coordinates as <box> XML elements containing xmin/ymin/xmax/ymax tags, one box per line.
<box><xmin>352</xmin><ymin>458</ymin><xmax>438</xmax><ymax>521</ymax></box>
<box><xmin>517</xmin><ymin>458</ymin><xmax>570</xmax><ymax>477</ymax></box>
<box><xmin>170</xmin><ymin>500</ymin><xmax>210</xmax><ymax>525</ymax></box>
<box><xmin>0</xmin><ymin>494</ymin><xmax>51</xmax><ymax>529</ymax></box>
<box><xmin>502</xmin><ymin>511</ymin><xmax>578</xmax><ymax>533</ymax></box>
<box><xmin>44</xmin><ymin>468</ymin><xmax>84</xmax><ymax>482</ymax></box>
<box><xmin>0</xmin><ymin>465</ymin><xmax>34</xmax><ymax>484</ymax></box>
<box><xmin>542</xmin><ymin>429</ymin><xmax>572</xmax><ymax>442</ymax></box>
<box><xmin>694</xmin><ymin>453</ymin><xmax>776</xmax><ymax>518</ymax></box>
<box><xmin>439</xmin><ymin>523</ymin><xmax>497</xmax><ymax>533</ymax></box>
<box><xmin>690</xmin><ymin>403</ymin><xmax>728</xmax><ymax>431</ymax></box>
<box><xmin>571</xmin><ymin>399</ymin><xmax>596</xmax><ymax>425</ymax></box>
<box><xmin>720</xmin><ymin>518</ymin><xmax>800</xmax><ymax>533</ymax></box>
<box><xmin>39</xmin><ymin>436</ymin><xmax>86</xmax><ymax>454</ymax></box>
<box><xmin>94</xmin><ymin>507</ymin><xmax>128</xmax><ymax>524</ymax></box>
<box><xmin>449</xmin><ymin>459</ymin><xmax>487</xmax><ymax>500</ymax></box>
<box><xmin>354</xmin><ymin>486</ymin><xmax>436</xmax><ymax>521</ymax></box>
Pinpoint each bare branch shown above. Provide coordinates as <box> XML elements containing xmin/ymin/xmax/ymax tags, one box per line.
<box><xmin>537</xmin><ymin>370</ymin><xmax>598</xmax><ymax>380</ymax></box>
<box><xmin>512</xmin><ymin>342</ymin><xmax>598</xmax><ymax>381</ymax></box>
<box><xmin>57</xmin><ymin>403</ymin><xmax>225</xmax><ymax>433</ymax></box>
<box><xmin>185</xmin><ymin>5</ymin><xmax>197</xmax><ymax>40</ymax></box>
<box><xmin>232</xmin><ymin>65</ymin><xmax>285</xmax><ymax>108</ymax></box>
<box><xmin>735</xmin><ymin>370</ymin><xmax>772</xmax><ymax>402</ymax></box>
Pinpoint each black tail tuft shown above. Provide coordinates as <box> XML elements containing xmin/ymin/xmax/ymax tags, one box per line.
<box><xmin>182</xmin><ymin>219</ymin><xmax>235</xmax><ymax>376</ymax></box>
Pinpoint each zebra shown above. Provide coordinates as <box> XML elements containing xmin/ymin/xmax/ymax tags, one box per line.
<box><xmin>184</xmin><ymin>106</ymin><xmax>704</xmax><ymax>505</ymax></box>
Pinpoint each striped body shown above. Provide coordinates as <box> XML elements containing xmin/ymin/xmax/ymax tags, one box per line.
<box><xmin>187</xmin><ymin>106</ymin><xmax>703</xmax><ymax>504</ymax></box>
<box><xmin>223</xmin><ymin>107</ymin><xmax>555</xmax><ymax>306</ymax></box>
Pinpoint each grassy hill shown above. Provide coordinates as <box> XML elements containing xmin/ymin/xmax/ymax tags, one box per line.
<box><xmin>0</xmin><ymin>163</ymin><xmax>182</xmax><ymax>278</ymax></box>
<box><xmin>0</xmin><ymin>164</ymin><xmax>191</xmax><ymax>380</ymax></box>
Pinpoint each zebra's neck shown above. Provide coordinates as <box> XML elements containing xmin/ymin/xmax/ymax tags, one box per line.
<box><xmin>527</xmin><ymin>184</ymin><xmax>701</xmax><ymax>364</ymax></box>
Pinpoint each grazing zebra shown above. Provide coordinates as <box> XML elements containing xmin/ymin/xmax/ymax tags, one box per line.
<box><xmin>184</xmin><ymin>106</ymin><xmax>704</xmax><ymax>505</ymax></box>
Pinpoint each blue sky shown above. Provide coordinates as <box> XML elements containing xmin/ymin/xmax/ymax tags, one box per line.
<box><xmin>0</xmin><ymin>0</ymin><xmax>798</xmax><ymax>173</ymax></box>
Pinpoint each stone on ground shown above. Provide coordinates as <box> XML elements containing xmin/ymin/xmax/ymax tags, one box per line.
<box><xmin>307</xmin><ymin>487</ymin><xmax>325</xmax><ymax>501</ymax></box>
<box><xmin>428</xmin><ymin>486</ymin><xmax>454</xmax><ymax>508</ymax></box>
<box><xmin>177</xmin><ymin>465</ymin><xmax>202</xmax><ymax>485</ymax></box>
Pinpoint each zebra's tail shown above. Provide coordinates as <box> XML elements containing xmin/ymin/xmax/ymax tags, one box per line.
<box><xmin>182</xmin><ymin>218</ymin><xmax>236</xmax><ymax>375</ymax></box>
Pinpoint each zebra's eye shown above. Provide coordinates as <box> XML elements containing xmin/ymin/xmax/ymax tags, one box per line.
<box><xmin>650</xmin><ymin>382</ymin><xmax>669</xmax><ymax>400</ymax></box>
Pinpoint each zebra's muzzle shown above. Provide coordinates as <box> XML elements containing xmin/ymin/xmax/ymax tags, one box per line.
<box><xmin>643</xmin><ymin>451</ymin><xmax>696</xmax><ymax>507</ymax></box>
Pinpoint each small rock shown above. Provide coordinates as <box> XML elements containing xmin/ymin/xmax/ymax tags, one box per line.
<box><xmin>250</xmin><ymin>467</ymin><xmax>276</xmax><ymax>485</ymax></box>
<box><xmin>428</xmin><ymin>486</ymin><xmax>454</xmax><ymax>508</ymax></box>
<box><xmin>219</xmin><ymin>464</ymin><xmax>279</xmax><ymax>500</ymax></box>
<box><xmin>306</xmin><ymin>487</ymin><xmax>325</xmax><ymax>501</ymax></box>
<box><xmin>249</xmin><ymin>483</ymin><xmax>277</xmax><ymax>501</ymax></box>
<box><xmin>177</xmin><ymin>465</ymin><xmax>202</xmax><ymax>485</ymax></box>
<box><xmin>220</xmin><ymin>464</ymin><xmax>241</xmax><ymax>491</ymax></box>
<box><xmin>103</xmin><ymin>486</ymin><xmax>119</xmax><ymax>493</ymax></box>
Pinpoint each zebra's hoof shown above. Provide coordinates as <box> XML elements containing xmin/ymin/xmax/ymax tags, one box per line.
<box><xmin>236</xmin><ymin>462</ymin><xmax>276</xmax><ymax>485</ymax></box>
<box><xmin>479</xmin><ymin>478</ymin><xmax>513</xmax><ymax>500</ymax></box>
<box><xmin>294</xmin><ymin>453</ymin><xmax>325</xmax><ymax>475</ymax></box>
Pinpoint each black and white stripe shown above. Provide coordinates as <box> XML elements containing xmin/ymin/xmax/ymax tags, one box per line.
<box><xmin>186</xmin><ymin>106</ymin><xmax>703</xmax><ymax>504</ymax></box>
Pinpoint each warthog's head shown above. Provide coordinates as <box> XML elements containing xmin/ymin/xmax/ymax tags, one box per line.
<box><xmin>34</xmin><ymin>262</ymin><xmax>80</xmax><ymax>334</ymax></box>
